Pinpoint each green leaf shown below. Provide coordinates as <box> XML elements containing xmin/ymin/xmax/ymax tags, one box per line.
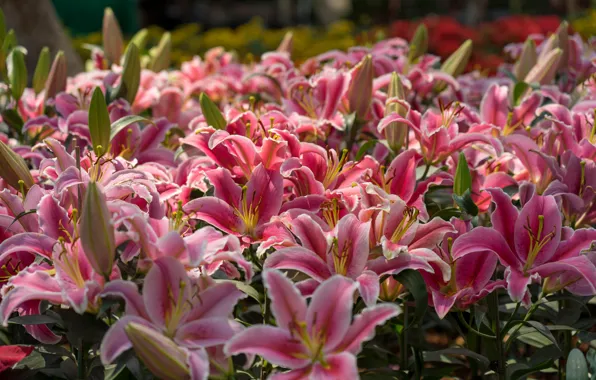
<box><xmin>567</xmin><ymin>349</ymin><xmax>589</xmax><ymax>380</ymax></box>
<box><xmin>14</xmin><ymin>350</ymin><xmax>45</xmax><ymax>370</ymax></box>
<box><xmin>110</xmin><ymin>115</ymin><xmax>154</xmax><ymax>141</ymax></box>
<box><xmin>509</xmin><ymin>359</ymin><xmax>556</xmax><ymax>380</ymax></box>
<box><xmin>512</xmin><ymin>320</ymin><xmax>560</xmax><ymax>349</ymax></box>
<box><xmin>426</xmin><ymin>347</ymin><xmax>489</xmax><ymax>368</ymax></box>
<box><xmin>393</xmin><ymin>270</ymin><xmax>427</xmax><ymax>326</ymax></box>
<box><xmin>32</xmin><ymin>47</ymin><xmax>51</xmax><ymax>94</ymax></box>
<box><xmin>217</xmin><ymin>279</ymin><xmax>262</xmax><ymax>304</ymax></box>
<box><xmin>0</xmin><ymin>9</ymin><xmax>6</xmax><ymax>43</ymax></box>
<box><xmin>111</xmin><ymin>44</ymin><xmax>141</xmax><ymax>105</ymax></box>
<box><xmin>512</xmin><ymin>81</ymin><xmax>530</xmax><ymax>106</ymax></box>
<box><xmin>88</xmin><ymin>87</ymin><xmax>111</xmax><ymax>155</ymax></box>
<box><xmin>355</xmin><ymin>139</ymin><xmax>378</xmax><ymax>161</ymax></box>
<box><xmin>1</xmin><ymin>108</ymin><xmax>24</xmax><ymax>135</ymax></box>
<box><xmin>452</xmin><ymin>189</ymin><xmax>478</xmax><ymax>216</ymax></box>
<box><xmin>148</xmin><ymin>32</ymin><xmax>171</xmax><ymax>72</ymax></box>
<box><xmin>8</xmin><ymin>314</ymin><xmax>62</xmax><ymax>325</ymax></box>
<box><xmin>199</xmin><ymin>92</ymin><xmax>227</xmax><ymax>130</ymax></box>
<box><xmin>453</xmin><ymin>152</ymin><xmax>472</xmax><ymax>196</ymax></box>
<box><xmin>7</xmin><ymin>48</ymin><xmax>27</xmax><ymax>102</ymax></box>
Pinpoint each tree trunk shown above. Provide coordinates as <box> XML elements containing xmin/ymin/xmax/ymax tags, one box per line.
<box><xmin>0</xmin><ymin>0</ymin><xmax>83</xmax><ymax>79</ymax></box>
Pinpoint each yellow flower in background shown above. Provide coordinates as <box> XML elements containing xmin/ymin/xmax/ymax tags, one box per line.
<box><xmin>572</xmin><ymin>10</ymin><xmax>596</xmax><ymax>40</ymax></box>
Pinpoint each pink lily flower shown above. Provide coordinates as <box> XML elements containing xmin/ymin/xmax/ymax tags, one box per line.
<box><xmin>225</xmin><ymin>270</ymin><xmax>400</xmax><ymax>379</ymax></box>
<box><xmin>420</xmin><ymin>218</ymin><xmax>505</xmax><ymax>318</ymax></box>
<box><xmin>478</xmin><ymin>83</ymin><xmax>541</xmax><ymax>134</ymax></box>
<box><xmin>452</xmin><ymin>188</ymin><xmax>596</xmax><ymax>303</ymax></box>
<box><xmin>183</xmin><ymin>164</ymin><xmax>283</xmax><ymax>241</ymax></box>
<box><xmin>100</xmin><ymin>257</ymin><xmax>246</xmax><ymax>379</ymax></box>
<box><xmin>265</xmin><ymin>213</ymin><xmax>440</xmax><ymax>306</ymax></box>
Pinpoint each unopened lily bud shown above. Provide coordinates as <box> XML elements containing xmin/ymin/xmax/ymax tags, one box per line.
<box><xmin>436</xmin><ymin>39</ymin><xmax>472</xmax><ymax>92</ymax></box>
<box><xmin>348</xmin><ymin>54</ymin><xmax>374</xmax><ymax>120</ymax></box>
<box><xmin>148</xmin><ymin>32</ymin><xmax>171</xmax><ymax>72</ymax></box>
<box><xmin>0</xmin><ymin>141</ymin><xmax>34</xmax><ymax>193</ymax></box>
<box><xmin>80</xmin><ymin>182</ymin><xmax>115</xmax><ymax>278</ymax></box>
<box><xmin>384</xmin><ymin>72</ymin><xmax>409</xmax><ymax>152</ymax></box>
<box><xmin>276</xmin><ymin>31</ymin><xmax>293</xmax><ymax>55</ymax></box>
<box><xmin>125</xmin><ymin>323</ymin><xmax>191</xmax><ymax>380</ymax></box>
<box><xmin>408</xmin><ymin>24</ymin><xmax>428</xmax><ymax>63</ymax></box>
<box><xmin>555</xmin><ymin>21</ymin><xmax>569</xmax><ymax>70</ymax></box>
<box><xmin>102</xmin><ymin>8</ymin><xmax>124</xmax><ymax>65</ymax></box>
<box><xmin>379</xmin><ymin>276</ymin><xmax>404</xmax><ymax>302</ymax></box>
<box><xmin>524</xmin><ymin>48</ymin><xmax>562</xmax><ymax>85</ymax></box>
<box><xmin>537</xmin><ymin>34</ymin><xmax>559</xmax><ymax>62</ymax></box>
<box><xmin>129</xmin><ymin>28</ymin><xmax>149</xmax><ymax>51</ymax></box>
<box><xmin>513</xmin><ymin>38</ymin><xmax>536</xmax><ymax>81</ymax></box>
<box><xmin>44</xmin><ymin>51</ymin><xmax>67</xmax><ymax>99</ymax></box>
<box><xmin>112</xmin><ymin>43</ymin><xmax>141</xmax><ymax>105</ymax></box>
<box><xmin>7</xmin><ymin>48</ymin><xmax>27</xmax><ymax>102</ymax></box>
<box><xmin>32</xmin><ymin>47</ymin><xmax>51</xmax><ymax>94</ymax></box>
<box><xmin>88</xmin><ymin>87</ymin><xmax>111</xmax><ymax>156</ymax></box>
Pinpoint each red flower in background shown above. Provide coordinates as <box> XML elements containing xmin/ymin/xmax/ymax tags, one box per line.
<box><xmin>486</xmin><ymin>15</ymin><xmax>563</xmax><ymax>47</ymax></box>
<box><xmin>0</xmin><ymin>345</ymin><xmax>33</xmax><ymax>372</ymax></box>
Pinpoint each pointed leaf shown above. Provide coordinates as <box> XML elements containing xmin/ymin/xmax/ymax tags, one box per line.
<box><xmin>393</xmin><ymin>269</ymin><xmax>427</xmax><ymax>326</ymax></box>
<box><xmin>33</xmin><ymin>47</ymin><xmax>51</xmax><ymax>94</ymax></box>
<box><xmin>110</xmin><ymin>115</ymin><xmax>154</xmax><ymax>141</ymax></box>
<box><xmin>453</xmin><ymin>152</ymin><xmax>472</xmax><ymax>196</ymax></box>
<box><xmin>112</xmin><ymin>43</ymin><xmax>141</xmax><ymax>104</ymax></box>
<box><xmin>7</xmin><ymin>48</ymin><xmax>27</xmax><ymax>102</ymax></box>
<box><xmin>199</xmin><ymin>92</ymin><xmax>226</xmax><ymax>130</ymax></box>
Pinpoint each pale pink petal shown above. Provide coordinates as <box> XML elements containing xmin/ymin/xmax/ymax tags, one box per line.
<box><xmin>263</xmin><ymin>270</ymin><xmax>308</xmax><ymax>331</ymax></box>
<box><xmin>101</xmin><ymin>280</ymin><xmax>149</xmax><ymax>318</ymax></box>
<box><xmin>356</xmin><ymin>270</ymin><xmax>380</xmax><ymax>307</ymax></box>
<box><xmin>175</xmin><ymin>317</ymin><xmax>242</xmax><ymax>348</ymax></box>
<box><xmin>265</xmin><ymin>247</ymin><xmax>332</xmax><ymax>282</ymax></box>
<box><xmin>183</xmin><ymin>197</ymin><xmax>243</xmax><ymax>235</ymax></box>
<box><xmin>100</xmin><ymin>315</ymin><xmax>155</xmax><ymax>364</ymax></box>
<box><xmin>310</xmin><ymin>352</ymin><xmax>358</xmax><ymax>379</ymax></box>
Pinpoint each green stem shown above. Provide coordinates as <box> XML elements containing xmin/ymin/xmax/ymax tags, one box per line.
<box><xmin>458</xmin><ymin>312</ymin><xmax>496</xmax><ymax>340</ymax></box>
<box><xmin>488</xmin><ymin>290</ymin><xmax>506</xmax><ymax>380</ymax></box>
<box><xmin>420</xmin><ymin>162</ymin><xmax>431</xmax><ymax>181</ymax></box>
<box><xmin>501</xmin><ymin>302</ymin><xmax>521</xmax><ymax>335</ymax></box>
<box><xmin>400</xmin><ymin>302</ymin><xmax>409</xmax><ymax>371</ymax></box>
<box><xmin>504</xmin><ymin>299</ymin><xmax>542</xmax><ymax>352</ymax></box>
<box><xmin>77</xmin><ymin>343</ymin><xmax>86</xmax><ymax>380</ymax></box>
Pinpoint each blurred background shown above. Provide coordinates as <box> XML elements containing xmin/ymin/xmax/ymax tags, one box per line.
<box><xmin>2</xmin><ymin>0</ymin><xmax>596</xmax><ymax>76</ymax></box>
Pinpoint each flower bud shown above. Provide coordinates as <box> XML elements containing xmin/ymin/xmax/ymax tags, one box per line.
<box><xmin>0</xmin><ymin>141</ymin><xmax>34</xmax><ymax>193</ymax></box>
<box><xmin>536</xmin><ymin>34</ymin><xmax>559</xmax><ymax>62</ymax></box>
<box><xmin>129</xmin><ymin>28</ymin><xmax>149</xmax><ymax>51</ymax></box>
<box><xmin>524</xmin><ymin>48</ymin><xmax>562</xmax><ymax>86</ymax></box>
<box><xmin>125</xmin><ymin>323</ymin><xmax>191</xmax><ymax>380</ymax></box>
<box><xmin>379</xmin><ymin>277</ymin><xmax>404</xmax><ymax>302</ymax></box>
<box><xmin>148</xmin><ymin>32</ymin><xmax>172</xmax><ymax>72</ymax></box>
<box><xmin>80</xmin><ymin>182</ymin><xmax>115</xmax><ymax>278</ymax></box>
<box><xmin>513</xmin><ymin>38</ymin><xmax>536</xmax><ymax>81</ymax></box>
<box><xmin>384</xmin><ymin>72</ymin><xmax>409</xmax><ymax>152</ymax></box>
<box><xmin>112</xmin><ymin>43</ymin><xmax>141</xmax><ymax>105</ymax></box>
<box><xmin>44</xmin><ymin>51</ymin><xmax>67</xmax><ymax>99</ymax></box>
<box><xmin>408</xmin><ymin>24</ymin><xmax>428</xmax><ymax>63</ymax></box>
<box><xmin>347</xmin><ymin>54</ymin><xmax>374</xmax><ymax>120</ymax></box>
<box><xmin>32</xmin><ymin>47</ymin><xmax>51</xmax><ymax>94</ymax></box>
<box><xmin>88</xmin><ymin>87</ymin><xmax>111</xmax><ymax>156</ymax></box>
<box><xmin>102</xmin><ymin>8</ymin><xmax>124</xmax><ymax>65</ymax></box>
<box><xmin>276</xmin><ymin>31</ymin><xmax>293</xmax><ymax>55</ymax></box>
<box><xmin>7</xmin><ymin>48</ymin><xmax>27</xmax><ymax>102</ymax></box>
<box><xmin>436</xmin><ymin>39</ymin><xmax>472</xmax><ymax>92</ymax></box>
<box><xmin>555</xmin><ymin>21</ymin><xmax>569</xmax><ymax>70</ymax></box>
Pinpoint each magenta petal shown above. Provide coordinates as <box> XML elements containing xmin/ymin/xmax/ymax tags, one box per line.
<box><xmin>366</xmin><ymin>253</ymin><xmax>434</xmax><ymax>277</ymax></box>
<box><xmin>100</xmin><ymin>315</ymin><xmax>155</xmax><ymax>364</ymax></box>
<box><xmin>550</xmin><ymin>228</ymin><xmax>596</xmax><ymax>262</ymax></box>
<box><xmin>263</xmin><ymin>270</ymin><xmax>308</xmax><ymax>331</ymax></box>
<box><xmin>504</xmin><ymin>268</ymin><xmax>533</xmax><ymax>303</ymax></box>
<box><xmin>431</xmin><ymin>290</ymin><xmax>459</xmax><ymax>319</ymax></box>
<box><xmin>224</xmin><ymin>326</ymin><xmax>310</xmax><ymax>369</ymax></box>
<box><xmin>143</xmin><ymin>257</ymin><xmax>191</xmax><ymax>330</ymax></box>
<box><xmin>455</xmin><ymin>251</ymin><xmax>498</xmax><ymax>291</ymax></box>
<box><xmin>101</xmin><ymin>280</ymin><xmax>149</xmax><ymax>318</ymax></box>
<box><xmin>310</xmin><ymin>352</ymin><xmax>358</xmax><ymax>379</ymax></box>
<box><xmin>291</xmin><ymin>214</ymin><xmax>328</xmax><ymax>261</ymax></box>
<box><xmin>37</xmin><ymin>195</ymin><xmax>72</xmax><ymax>240</ymax></box>
<box><xmin>408</xmin><ymin>217</ymin><xmax>456</xmax><ymax>250</ymax></box>
<box><xmin>184</xmin><ymin>282</ymin><xmax>246</xmax><ymax>321</ymax></box>
<box><xmin>333</xmin><ymin>215</ymin><xmax>370</xmax><ymax>278</ymax></box>
<box><xmin>187</xmin><ymin>347</ymin><xmax>210</xmax><ymax>380</ymax></box>
<box><xmin>175</xmin><ymin>317</ymin><xmax>242</xmax><ymax>348</ymax></box>
<box><xmin>269</xmin><ymin>368</ymin><xmax>312</xmax><ymax>380</ymax></box>
<box><xmin>533</xmin><ymin>256</ymin><xmax>596</xmax><ymax>295</ymax></box>
<box><xmin>0</xmin><ymin>233</ymin><xmax>55</xmax><ymax>262</ymax></box>
<box><xmin>204</xmin><ymin>168</ymin><xmax>242</xmax><ymax>207</ymax></box>
<box><xmin>451</xmin><ymin>227</ymin><xmax>521</xmax><ymax>270</ymax></box>
<box><xmin>246</xmin><ymin>164</ymin><xmax>283</xmax><ymax>224</ymax></box>
<box><xmin>307</xmin><ymin>276</ymin><xmax>357</xmax><ymax>352</ymax></box>
<box><xmin>265</xmin><ymin>247</ymin><xmax>331</xmax><ymax>282</ymax></box>
<box><xmin>335</xmin><ymin>304</ymin><xmax>401</xmax><ymax>354</ymax></box>
<box><xmin>183</xmin><ymin>197</ymin><xmax>243</xmax><ymax>235</ymax></box>
<box><xmin>485</xmin><ymin>188</ymin><xmax>518</xmax><ymax>249</ymax></box>
<box><xmin>386</xmin><ymin>149</ymin><xmax>421</xmax><ymax>202</ymax></box>
<box><xmin>356</xmin><ymin>270</ymin><xmax>380</xmax><ymax>307</ymax></box>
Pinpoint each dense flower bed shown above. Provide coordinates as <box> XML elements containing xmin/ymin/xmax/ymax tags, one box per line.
<box><xmin>1</xmin><ymin>7</ymin><xmax>596</xmax><ymax>380</ymax></box>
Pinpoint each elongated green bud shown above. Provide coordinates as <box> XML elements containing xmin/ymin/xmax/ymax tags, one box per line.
<box><xmin>44</xmin><ymin>51</ymin><xmax>67</xmax><ymax>99</ymax></box>
<box><xmin>348</xmin><ymin>55</ymin><xmax>374</xmax><ymax>120</ymax></box>
<box><xmin>7</xmin><ymin>49</ymin><xmax>27</xmax><ymax>102</ymax></box>
<box><xmin>129</xmin><ymin>28</ymin><xmax>149</xmax><ymax>51</ymax></box>
<box><xmin>199</xmin><ymin>92</ymin><xmax>226</xmax><ymax>130</ymax></box>
<box><xmin>80</xmin><ymin>182</ymin><xmax>115</xmax><ymax>278</ymax></box>
<box><xmin>124</xmin><ymin>323</ymin><xmax>191</xmax><ymax>380</ymax></box>
<box><xmin>148</xmin><ymin>32</ymin><xmax>171</xmax><ymax>72</ymax></box>
<box><xmin>33</xmin><ymin>47</ymin><xmax>51</xmax><ymax>94</ymax></box>
<box><xmin>408</xmin><ymin>24</ymin><xmax>428</xmax><ymax>63</ymax></box>
<box><xmin>88</xmin><ymin>87</ymin><xmax>111</xmax><ymax>156</ymax></box>
<box><xmin>277</xmin><ymin>31</ymin><xmax>293</xmax><ymax>55</ymax></box>
<box><xmin>102</xmin><ymin>8</ymin><xmax>124</xmax><ymax>65</ymax></box>
<box><xmin>555</xmin><ymin>21</ymin><xmax>569</xmax><ymax>70</ymax></box>
<box><xmin>0</xmin><ymin>141</ymin><xmax>34</xmax><ymax>193</ymax></box>
<box><xmin>436</xmin><ymin>39</ymin><xmax>472</xmax><ymax>92</ymax></box>
<box><xmin>384</xmin><ymin>72</ymin><xmax>408</xmax><ymax>152</ymax></box>
<box><xmin>112</xmin><ymin>44</ymin><xmax>141</xmax><ymax>105</ymax></box>
<box><xmin>513</xmin><ymin>38</ymin><xmax>537</xmax><ymax>81</ymax></box>
<box><xmin>524</xmin><ymin>48</ymin><xmax>562</xmax><ymax>86</ymax></box>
